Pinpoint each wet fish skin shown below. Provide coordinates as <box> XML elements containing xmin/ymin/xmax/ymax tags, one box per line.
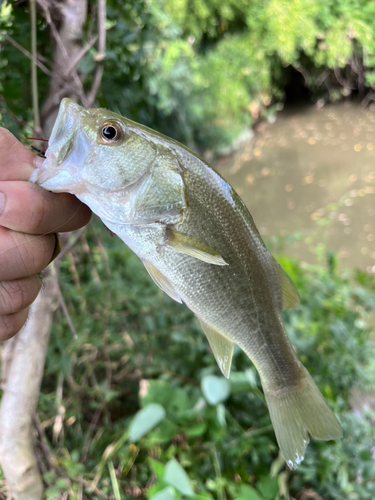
<box><xmin>30</xmin><ymin>98</ymin><xmax>342</xmax><ymax>468</ymax></box>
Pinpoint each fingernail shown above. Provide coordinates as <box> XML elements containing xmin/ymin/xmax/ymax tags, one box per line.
<box><xmin>33</xmin><ymin>157</ymin><xmax>45</xmax><ymax>168</ymax></box>
<box><xmin>0</xmin><ymin>191</ymin><xmax>6</xmax><ymax>217</ymax></box>
<box><xmin>49</xmin><ymin>233</ymin><xmax>62</xmax><ymax>264</ymax></box>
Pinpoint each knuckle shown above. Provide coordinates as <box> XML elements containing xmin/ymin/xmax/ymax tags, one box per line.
<box><xmin>22</xmin><ymin>234</ymin><xmax>54</xmax><ymax>274</ymax></box>
<box><xmin>0</xmin><ymin>230</ymin><xmax>55</xmax><ymax>280</ymax></box>
<box><xmin>0</xmin><ymin>310</ymin><xmax>27</xmax><ymax>340</ymax></box>
<box><xmin>0</xmin><ymin>278</ymin><xmax>40</xmax><ymax>314</ymax></box>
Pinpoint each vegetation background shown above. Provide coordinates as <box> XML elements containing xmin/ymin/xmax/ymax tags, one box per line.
<box><xmin>0</xmin><ymin>0</ymin><xmax>375</xmax><ymax>499</ymax></box>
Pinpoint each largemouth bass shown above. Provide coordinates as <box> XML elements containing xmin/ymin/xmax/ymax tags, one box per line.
<box><xmin>30</xmin><ymin>98</ymin><xmax>342</xmax><ymax>468</ymax></box>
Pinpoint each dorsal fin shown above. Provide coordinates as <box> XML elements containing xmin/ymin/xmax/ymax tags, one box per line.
<box><xmin>198</xmin><ymin>318</ymin><xmax>235</xmax><ymax>378</ymax></box>
<box><xmin>274</xmin><ymin>260</ymin><xmax>300</xmax><ymax>310</ymax></box>
<box><xmin>165</xmin><ymin>229</ymin><xmax>228</xmax><ymax>266</ymax></box>
<box><xmin>142</xmin><ymin>259</ymin><xmax>182</xmax><ymax>304</ymax></box>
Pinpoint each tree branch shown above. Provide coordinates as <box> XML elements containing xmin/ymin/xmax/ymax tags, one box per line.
<box><xmin>3</xmin><ymin>35</ymin><xmax>52</xmax><ymax>76</ymax></box>
<box><xmin>30</xmin><ymin>0</ymin><xmax>42</xmax><ymax>137</ymax></box>
<box><xmin>86</xmin><ymin>0</ymin><xmax>106</xmax><ymax>107</ymax></box>
<box><xmin>36</xmin><ymin>0</ymin><xmax>88</xmax><ymax>107</ymax></box>
<box><xmin>65</xmin><ymin>34</ymin><xmax>98</xmax><ymax>77</ymax></box>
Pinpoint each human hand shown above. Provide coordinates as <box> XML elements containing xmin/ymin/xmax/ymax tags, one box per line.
<box><xmin>0</xmin><ymin>127</ymin><xmax>91</xmax><ymax>340</ymax></box>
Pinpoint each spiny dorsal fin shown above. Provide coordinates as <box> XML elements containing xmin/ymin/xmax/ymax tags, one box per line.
<box><xmin>274</xmin><ymin>260</ymin><xmax>300</xmax><ymax>310</ymax></box>
<box><xmin>142</xmin><ymin>259</ymin><xmax>182</xmax><ymax>304</ymax></box>
<box><xmin>165</xmin><ymin>229</ymin><xmax>228</xmax><ymax>266</ymax></box>
<box><xmin>198</xmin><ymin>318</ymin><xmax>235</xmax><ymax>378</ymax></box>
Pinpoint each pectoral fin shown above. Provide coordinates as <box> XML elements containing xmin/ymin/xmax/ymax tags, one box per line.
<box><xmin>142</xmin><ymin>259</ymin><xmax>182</xmax><ymax>304</ymax></box>
<box><xmin>274</xmin><ymin>261</ymin><xmax>300</xmax><ymax>310</ymax></box>
<box><xmin>166</xmin><ymin>229</ymin><xmax>228</xmax><ymax>266</ymax></box>
<box><xmin>198</xmin><ymin>318</ymin><xmax>235</xmax><ymax>378</ymax></box>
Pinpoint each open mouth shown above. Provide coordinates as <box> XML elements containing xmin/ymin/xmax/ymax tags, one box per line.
<box><xmin>28</xmin><ymin>99</ymin><xmax>101</xmax><ymax>197</ymax></box>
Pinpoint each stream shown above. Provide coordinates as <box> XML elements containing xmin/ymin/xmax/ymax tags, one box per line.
<box><xmin>218</xmin><ymin>101</ymin><xmax>375</xmax><ymax>272</ymax></box>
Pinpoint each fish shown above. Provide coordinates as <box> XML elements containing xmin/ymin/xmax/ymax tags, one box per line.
<box><xmin>29</xmin><ymin>98</ymin><xmax>342</xmax><ymax>468</ymax></box>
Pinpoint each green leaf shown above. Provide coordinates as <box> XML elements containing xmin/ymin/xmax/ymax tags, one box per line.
<box><xmin>201</xmin><ymin>375</ymin><xmax>230</xmax><ymax>405</ymax></box>
<box><xmin>185</xmin><ymin>421</ymin><xmax>207</xmax><ymax>437</ymax></box>
<box><xmin>78</xmin><ymin>52</ymin><xmax>95</xmax><ymax>73</ymax></box>
<box><xmin>257</xmin><ymin>476</ymin><xmax>278</xmax><ymax>499</ymax></box>
<box><xmin>142</xmin><ymin>380</ymin><xmax>192</xmax><ymax>416</ymax></box>
<box><xmin>164</xmin><ymin>458</ymin><xmax>194</xmax><ymax>497</ymax></box>
<box><xmin>270</xmin><ymin>452</ymin><xmax>285</xmax><ymax>478</ymax></box>
<box><xmin>108</xmin><ymin>461</ymin><xmax>121</xmax><ymax>500</ymax></box>
<box><xmin>150</xmin><ymin>459</ymin><xmax>165</xmax><ymax>481</ymax></box>
<box><xmin>216</xmin><ymin>403</ymin><xmax>226</xmax><ymax>426</ymax></box>
<box><xmin>146</xmin><ymin>419</ymin><xmax>179</xmax><ymax>445</ymax></box>
<box><xmin>360</xmin><ymin>449</ymin><xmax>372</xmax><ymax>461</ymax></box>
<box><xmin>150</xmin><ymin>486</ymin><xmax>176</xmax><ymax>500</ymax></box>
<box><xmin>229</xmin><ymin>371</ymin><xmax>254</xmax><ymax>393</ymax></box>
<box><xmin>235</xmin><ymin>485</ymin><xmax>262</xmax><ymax>500</ymax></box>
<box><xmin>129</xmin><ymin>403</ymin><xmax>166</xmax><ymax>442</ymax></box>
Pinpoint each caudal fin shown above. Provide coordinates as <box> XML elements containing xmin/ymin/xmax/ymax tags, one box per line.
<box><xmin>262</xmin><ymin>367</ymin><xmax>342</xmax><ymax>469</ymax></box>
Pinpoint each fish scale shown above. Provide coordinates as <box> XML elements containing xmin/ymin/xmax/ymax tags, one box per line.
<box><xmin>30</xmin><ymin>98</ymin><xmax>342</xmax><ymax>469</ymax></box>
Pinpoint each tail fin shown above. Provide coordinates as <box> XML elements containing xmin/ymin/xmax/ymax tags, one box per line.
<box><xmin>262</xmin><ymin>367</ymin><xmax>342</xmax><ymax>469</ymax></box>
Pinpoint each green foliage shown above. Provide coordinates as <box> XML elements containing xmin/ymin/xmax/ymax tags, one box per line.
<box><xmin>4</xmin><ymin>0</ymin><xmax>375</xmax><ymax>150</ymax></box>
<box><xmin>28</xmin><ymin>219</ymin><xmax>375</xmax><ymax>499</ymax></box>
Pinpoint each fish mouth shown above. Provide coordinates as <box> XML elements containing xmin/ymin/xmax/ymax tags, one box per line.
<box><xmin>47</xmin><ymin>98</ymin><xmax>83</xmax><ymax>167</ymax></box>
<box><xmin>29</xmin><ymin>99</ymin><xmax>89</xmax><ymax>193</ymax></box>
<box><xmin>29</xmin><ymin>164</ymin><xmax>76</xmax><ymax>192</ymax></box>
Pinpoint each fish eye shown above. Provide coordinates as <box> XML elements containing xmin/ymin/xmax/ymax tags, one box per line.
<box><xmin>99</xmin><ymin>121</ymin><xmax>124</xmax><ymax>143</ymax></box>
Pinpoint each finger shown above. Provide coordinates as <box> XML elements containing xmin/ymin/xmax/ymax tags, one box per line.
<box><xmin>0</xmin><ymin>127</ymin><xmax>36</xmax><ymax>181</ymax></box>
<box><xmin>0</xmin><ymin>227</ymin><xmax>56</xmax><ymax>280</ymax></box>
<box><xmin>0</xmin><ymin>275</ymin><xmax>41</xmax><ymax>315</ymax></box>
<box><xmin>0</xmin><ymin>308</ymin><xmax>29</xmax><ymax>341</ymax></box>
<box><xmin>0</xmin><ymin>181</ymin><xmax>91</xmax><ymax>234</ymax></box>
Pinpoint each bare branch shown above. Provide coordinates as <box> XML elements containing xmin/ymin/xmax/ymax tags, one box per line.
<box><xmin>3</xmin><ymin>35</ymin><xmax>52</xmax><ymax>76</ymax></box>
<box><xmin>54</xmin><ymin>227</ymin><xmax>86</xmax><ymax>264</ymax></box>
<box><xmin>334</xmin><ymin>66</ymin><xmax>356</xmax><ymax>90</ymax></box>
<box><xmin>65</xmin><ymin>34</ymin><xmax>98</xmax><ymax>76</ymax></box>
<box><xmin>36</xmin><ymin>0</ymin><xmax>89</xmax><ymax>106</ymax></box>
<box><xmin>51</xmin><ymin>264</ymin><xmax>78</xmax><ymax>339</ymax></box>
<box><xmin>30</xmin><ymin>0</ymin><xmax>42</xmax><ymax>136</ymax></box>
<box><xmin>86</xmin><ymin>0</ymin><xmax>106</xmax><ymax>106</ymax></box>
<box><xmin>315</xmin><ymin>69</ymin><xmax>330</xmax><ymax>87</ymax></box>
<box><xmin>86</xmin><ymin>65</ymin><xmax>104</xmax><ymax>107</ymax></box>
<box><xmin>293</xmin><ymin>65</ymin><xmax>310</xmax><ymax>86</ymax></box>
<box><xmin>97</xmin><ymin>0</ymin><xmax>106</xmax><ymax>61</ymax></box>
<box><xmin>362</xmin><ymin>90</ymin><xmax>375</xmax><ymax>107</ymax></box>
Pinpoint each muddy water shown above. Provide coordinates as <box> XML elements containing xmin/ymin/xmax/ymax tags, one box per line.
<box><xmin>217</xmin><ymin>102</ymin><xmax>375</xmax><ymax>271</ymax></box>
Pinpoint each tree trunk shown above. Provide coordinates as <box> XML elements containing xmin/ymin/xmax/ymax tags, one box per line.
<box><xmin>0</xmin><ymin>0</ymin><xmax>105</xmax><ymax>497</ymax></box>
<box><xmin>0</xmin><ymin>278</ymin><xmax>56</xmax><ymax>500</ymax></box>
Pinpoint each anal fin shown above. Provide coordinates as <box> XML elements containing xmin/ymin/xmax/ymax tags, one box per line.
<box><xmin>198</xmin><ymin>318</ymin><xmax>235</xmax><ymax>378</ymax></box>
<box><xmin>142</xmin><ymin>259</ymin><xmax>182</xmax><ymax>304</ymax></box>
<box><xmin>165</xmin><ymin>229</ymin><xmax>228</xmax><ymax>266</ymax></box>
